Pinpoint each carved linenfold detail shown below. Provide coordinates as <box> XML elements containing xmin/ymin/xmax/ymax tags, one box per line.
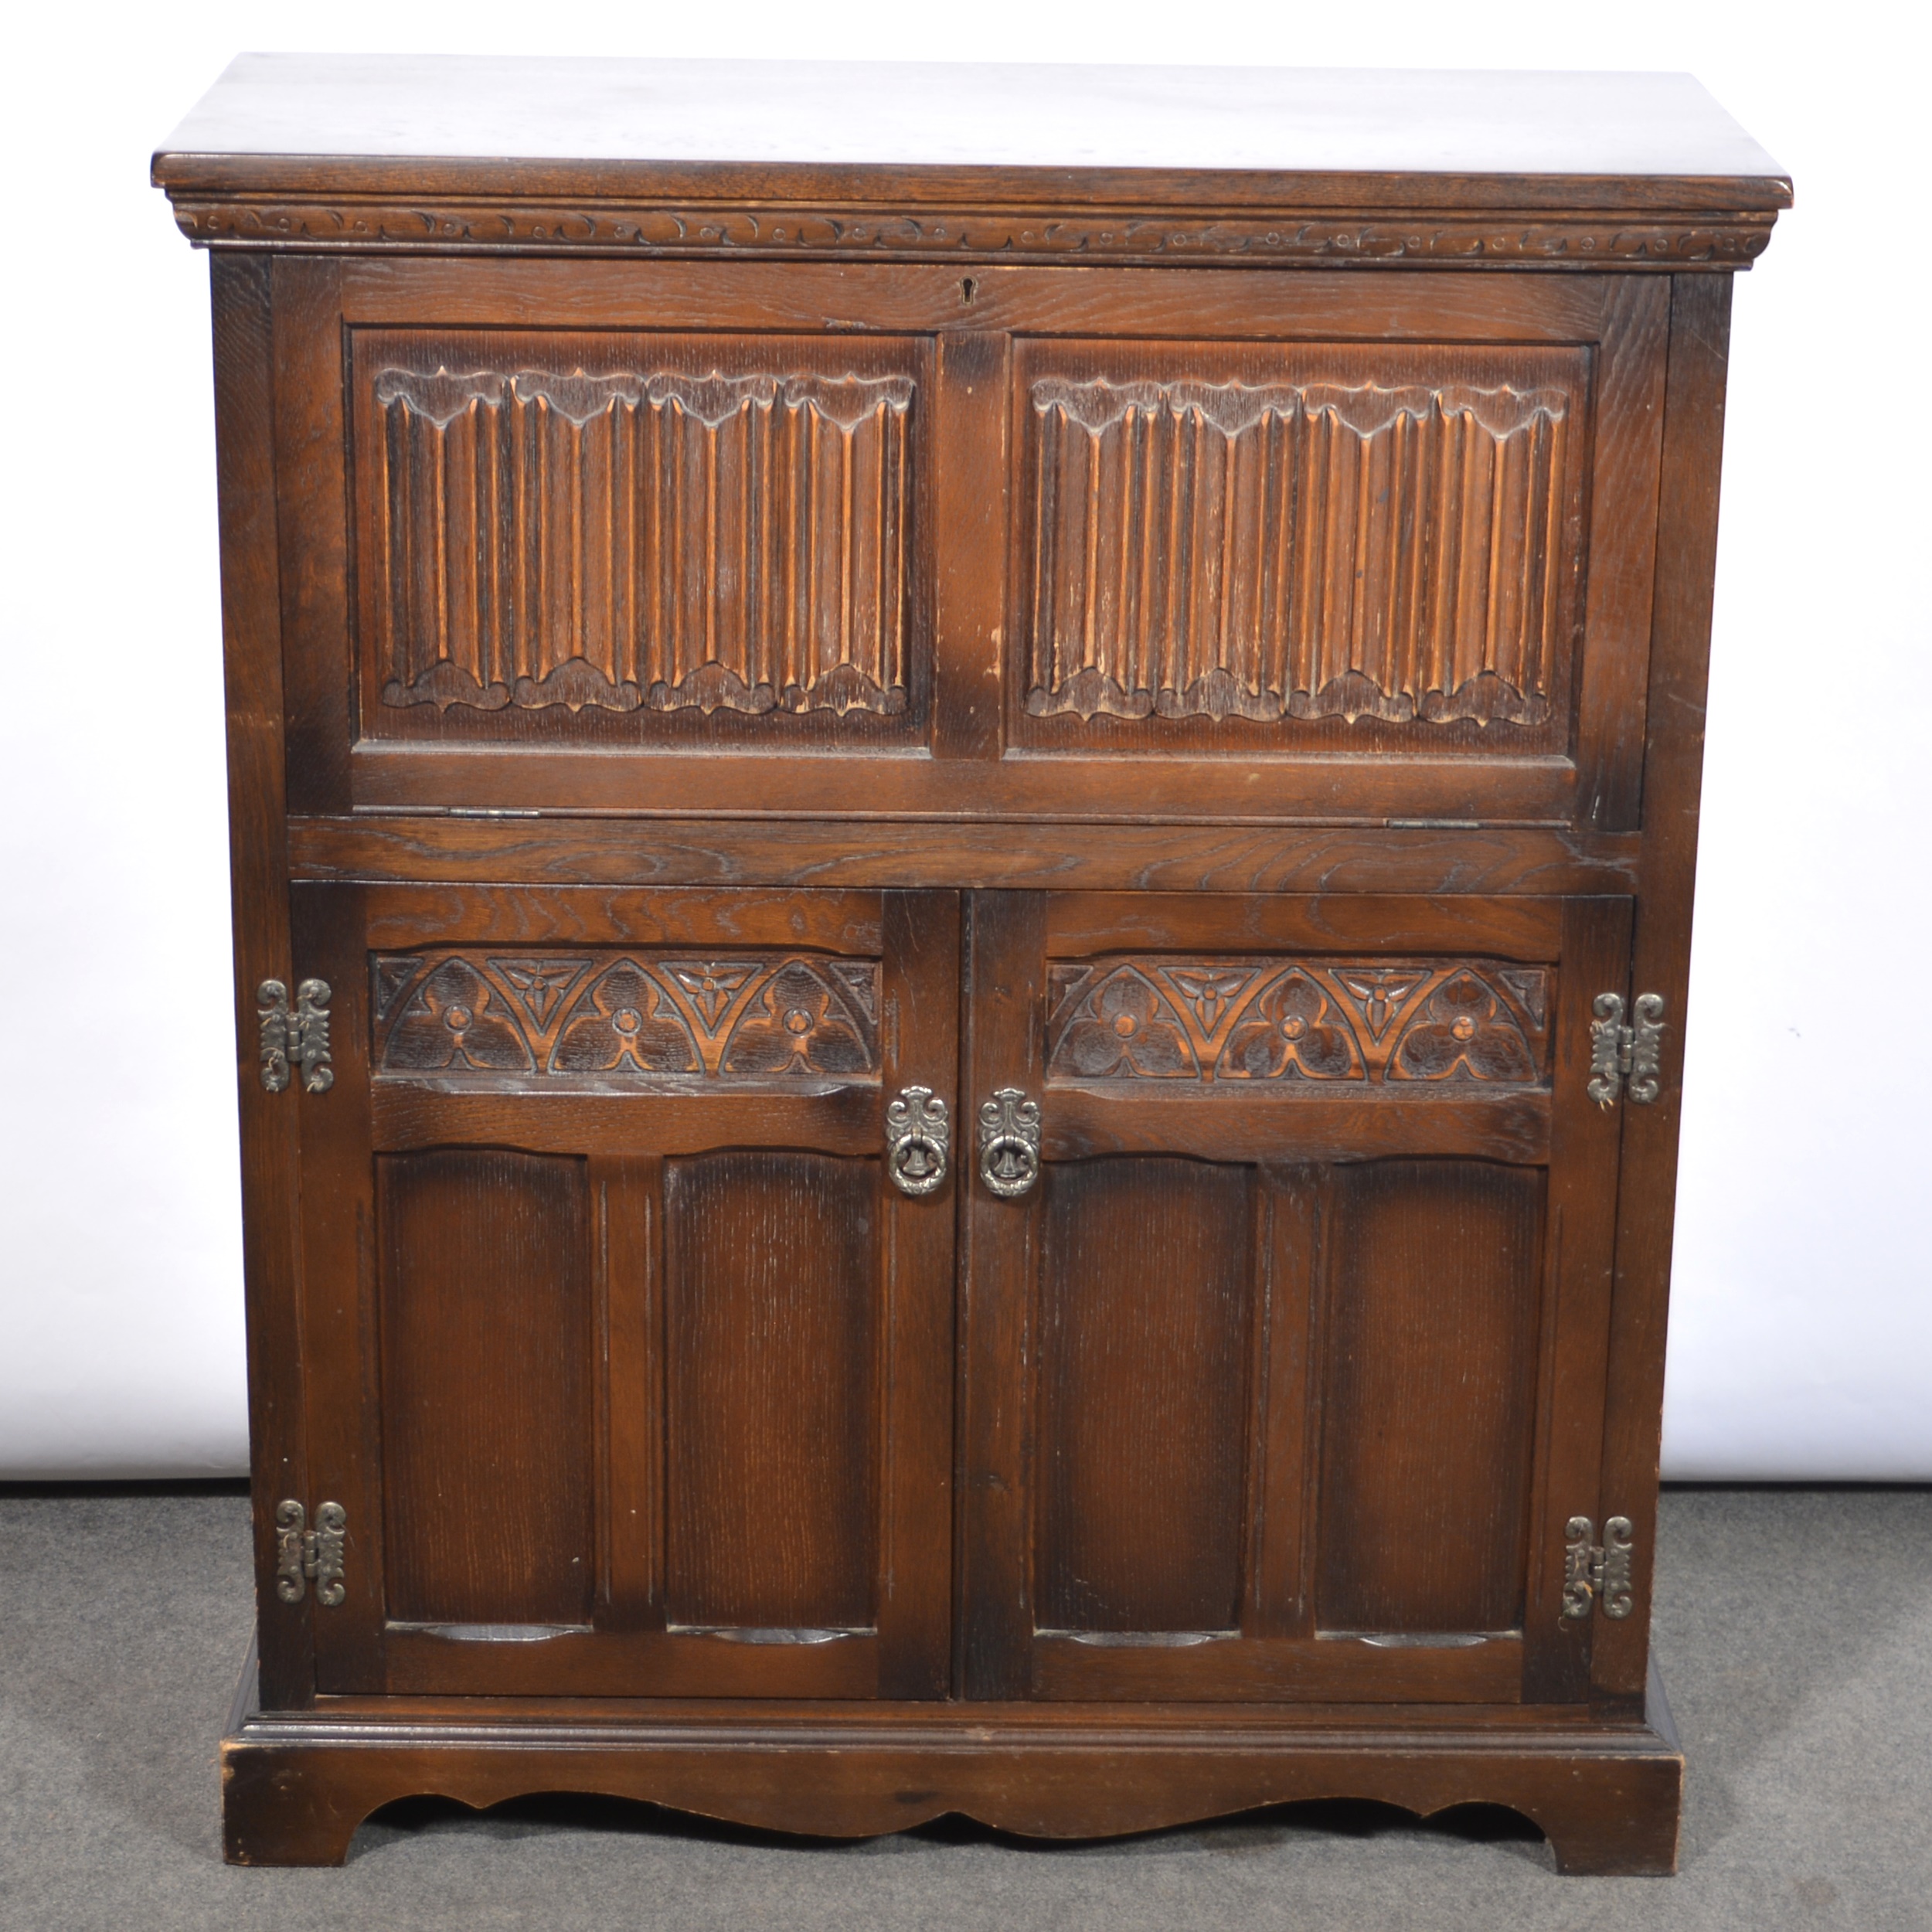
<box><xmin>372</xmin><ymin>951</ymin><xmax>880</xmax><ymax>1079</ymax></box>
<box><xmin>172</xmin><ymin>197</ymin><xmax>1778</xmax><ymax>267</ymax></box>
<box><xmin>371</xmin><ymin>365</ymin><xmax>914</xmax><ymax>717</ymax></box>
<box><xmin>1045</xmin><ymin>958</ymin><xmax>1549</xmax><ymax>1085</ymax></box>
<box><xmin>1026</xmin><ymin>374</ymin><xmax>1575</xmax><ymax>728</ymax></box>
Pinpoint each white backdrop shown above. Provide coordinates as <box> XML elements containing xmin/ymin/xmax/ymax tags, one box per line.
<box><xmin>2</xmin><ymin>0</ymin><xmax>1925</xmax><ymax>1478</ymax></box>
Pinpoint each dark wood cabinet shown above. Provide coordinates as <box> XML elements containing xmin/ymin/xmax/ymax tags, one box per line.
<box><xmin>157</xmin><ymin>56</ymin><xmax>1787</xmax><ymax>1874</ymax></box>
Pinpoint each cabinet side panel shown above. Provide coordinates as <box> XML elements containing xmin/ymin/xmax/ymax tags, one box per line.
<box><xmin>663</xmin><ymin>1152</ymin><xmax>879</xmax><ymax>1628</ymax></box>
<box><xmin>1036</xmin><ymin>1157</ymin><xmax>1253</xmax><ymax>1633</ymax></box>
<box><xmin>377</xmin><ymin>1150</ymin><xmax>594</xmax><ymax>1625</ymax></box>
<box><xmin>213</xmin><ymin>253</ymin><xmax>311</xmax><ymax>1707</ymax></box>
<box><xmin>1315</xmin><ymin>1158</ymin><xmax>1543</xmax><ymax>1632</ymax></box>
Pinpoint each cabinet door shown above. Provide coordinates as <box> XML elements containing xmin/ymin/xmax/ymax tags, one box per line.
<box><xmin>960</xmin><ymin>891</ymin><xmax>1628</xmax><ymax>1704</ymax></box>
<box><xmin>291</xmin><ymin>885</ymin><xmax>957</xmax><ymax>1699</ymax></box>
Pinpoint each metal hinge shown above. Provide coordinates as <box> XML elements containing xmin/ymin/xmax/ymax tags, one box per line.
<box><xmin>1561</xmin><ymin>1515</ymin><xmax>1634</xmax><ymax>1619</ymax></box>
<box><xmin>274</xmin><ymin>1500</ymin><xmax>347</xmax><ymax>1607</ymax></box>
<box><xmin>1587</xmin><ymin>992</ymin><xmax>1664</xmax><ymax>1107</ymax></box>
<box><xmin>258</xmin><ymin>978</ymin><xmax>333</xmax><ymax>1094</ymax></box>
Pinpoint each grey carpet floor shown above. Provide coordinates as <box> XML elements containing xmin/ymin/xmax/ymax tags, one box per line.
<box><xmin>1</xmin><ymin>1486</ymin><xmax>1927</xmax><ymax>1931</ymax></box>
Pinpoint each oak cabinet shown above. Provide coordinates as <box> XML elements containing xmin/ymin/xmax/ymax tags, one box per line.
<box><xmin>156</xmin><ymin>54</ymin><xmax>1786</xmax><ymax>1874</ymax></box>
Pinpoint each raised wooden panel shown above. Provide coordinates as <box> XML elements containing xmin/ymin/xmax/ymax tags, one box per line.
<box><xmin>1046</xmin><ymin>958</ymin><xmax>1549</xmax><ymax>1085</ymax></box>
<box><xmin>352</xmin><ymin>330</ymin><xmax>924</xmax><ymax>742</ymax></box>
<box><xmin>1036</xmin><ymin>1158</ymin><xmax>1254</xmax><ymax>1633</ymax></box>
<box><xmin>370</xmin><ymin>949</ymin><xmax>880</xmax><ymax>1080</ymax></box>
<box><xmin>662</xmin><ymin>1152</ymin><xmax>879</xmax><ymax>1630</ymax></box>
<box><xmin>1016</xmin><ymin>340</ymin><xmax>1589</xmax><ymax>752</ymax></box>
<box><xmin>377</xmin><ymin>1150</ymin><xmax>594</xmax><ymax>1628</ymax></box>
<box><xmin>1315</xmin><ymin>1159</ymin><xmax>1545</xmax><ymax>1634</ymax></box>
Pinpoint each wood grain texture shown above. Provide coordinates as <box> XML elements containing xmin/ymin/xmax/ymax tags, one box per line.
<box><xmin>957</xmin><ymin>890</ymin><xmax>1049</xmax><ymax>1699</ymax></box>
<box><xmin>378</xmin><ymin>1150</ymin><xmax>594</xmax><ymax>1626</ymax></box>
<box><xmin>269</xmin><ymin>256</ymin><xmax>352</xmax><ymax>814</ymax></box>
<box><xmin>213</xmin><ymin>253</ymin><xmax>313</xmax><ymax>1709</ymax></box>
<box><xmin>1023</xmin><ymin>352</ymin><xmax>1583</xmax><ymax>732</ymax></box>
<box><xmin>362</xmin><ymin>339</ymin><xmax>916</xmax><ymax>721</ymax></box>
<box><xmin>1036</xmin><ymin>1158</ymin><xmax>1254</xmax><ymax>1634</ymax></box>
<box><xmin>873</xmin><ymin>891</ymin><xmax>962</xmax><ymax>1697</ymax></box>
<box><xmin>1594</xmin><ymin>274</ymin><xmax>1735</xmax><ymax>1700</ymax></box>
<box><xmin>216</xmin><ymin>1653</ymin><xmax>1686</xmax><ymax>1873</ymax></box>
<box><xmin>334</xmin><ymin>259</ymin><xmax>1624</xmax><ymax>343</ymax></box>
<box><xmin>663</xmin><ymin>1151</ymin><xmax>879</xmax><ymax>1630</ymax></box>
<box><xmin>1315</xmin><ymin>1159</ymin><xmax>1544</xmax><ymax>1634</ymax></box>
<box><xmin>288</xmin><ymin>815</ymin><xmax>1641</xmax><ymax>897</ymax></box>
<box><xmin>1519</xmin><ymin>896</ymin><xmax>1632</xmax><ymax>1705</ymax></box>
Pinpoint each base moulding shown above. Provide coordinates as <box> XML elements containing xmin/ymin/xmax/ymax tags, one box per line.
<box><xmin>220</xmin><ymin>1651</ymin><xmax>1684</xmax><ymax>1873</ymax></box>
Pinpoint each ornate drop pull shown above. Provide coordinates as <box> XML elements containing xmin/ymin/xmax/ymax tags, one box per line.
<box><xmin>886</xmin><ymin>1086</ymin><xmax>951</xmax><ymax>1197</ymax></box>
<box><xmin>978</xmin><ymin>1087</ymin><xmax>1042</xmax><ymax>1199</ymax></box>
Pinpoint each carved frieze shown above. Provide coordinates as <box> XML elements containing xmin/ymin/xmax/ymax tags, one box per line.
<box><xmin>369</xmin><ymin>364</ymin><xmax>914</xmax><ymax>717</ymax></box>
<box><xmin>171</xmin><ymin>197</ymin><xmax>1777</xmax><ymax>267</ymax></box>
<box><xmin>373</xmin><ymin>951</ymin><xmax>881</xmax><ymax>1078</ymax></box>
<box><xmin>1045</xmin><ymin>958</ymin><xmax>1549</xmax><ymax>1085</ymax></box>
<box><xmin>1026</xmin><ymin>372</ymin><xmax>1578</xmax><ymax>729</ymax></box>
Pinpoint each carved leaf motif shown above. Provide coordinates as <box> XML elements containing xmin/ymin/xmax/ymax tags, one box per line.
<box><xmin>372</xmin><ymin>956</ymin><xmax>423</xmax><ymax>1026</ymax></box>
<box><xmin>370</xmin><ymin>359</ymin><xmax>915</xmax><ymax>719</ymax></box>
<box><xmin>1219</xmin><ymin>971</ymin><xmax>1364</xmax><ymax>1081</ymax></box>
<box><xmin>1498</xmin><ymin>967</ymin><xmax>1549</xmax><ymax>1030</ymax></box>
<box><xmin>663</xmin><ymin>961</ymin><xmax>760</xmax><ymax>1032</ymax></box>
<box><xmin>372</xmin><ymin>950</ymin><xmax>882</xmax><ymax>1080</ymax></box>
<box><xmin>384</xmin><ymin>960</ymin><xmax>534</xmax><ymax>1071</ymax></box>
<box><xmin>1043</xmin><ymin>956</ymin><xmax>1550</xmax><ymax>1087</ymax></box>
<box><xmin>1389</xmin><ymin>971</ymin><xmax>1538</xmax><ymax>1082</ymax></box>
<box><xmin>1161</xmin><ymin>966</ymin><xmax>1260</xmax><ymax>1036</ymax></box>
<box><xmin>1053</xmin><ymin>968</ymin><xmax>1198</xmax><ymax>1080</ymax></box>
<box><xmin>551</xmin><ymin>964</ymin><xmax>699</xmax><ymax>1073</ymax></box>
<box><xmin>492</xmin><ymin>957</ymin><xmax>594</xmax><ymax>1028</ymax></box>
<box><xmin>1333</xmin><ymin>968</ymin><xmax>1433</xmax><ymax>1043</ymax></box>
<box><xmin>720</xmin><ymin>962</ymin><xmax>873</xmax><ymax>1074</ymax></box>
<box><xmin>1026</xmin><ymin>369</ymin><xmax>1575</xmax><ymax>730</ymax></box>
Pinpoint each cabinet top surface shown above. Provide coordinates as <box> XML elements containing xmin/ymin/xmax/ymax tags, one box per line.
<box><xmin>155</xmin><ymin>54</ymin><xmax>1787</xmax><ymax>210</ymax></box>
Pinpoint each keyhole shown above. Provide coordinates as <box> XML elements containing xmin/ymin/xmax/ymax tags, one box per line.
<box><xmin>961</xmin><ymin>277</ymin><xmax>977</xmax><ymax>304</ymax></box>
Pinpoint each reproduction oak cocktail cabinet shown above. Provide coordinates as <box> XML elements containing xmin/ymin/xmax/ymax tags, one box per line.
<box><xmin>155</xmin><ymin>57</ymin><xmax>1786</xmax><ymax>1872</ymax></box>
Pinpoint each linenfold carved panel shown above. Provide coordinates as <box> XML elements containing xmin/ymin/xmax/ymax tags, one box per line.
<box><xmin>1025</xmin><ymin>362</ymin><xmax>1582</xmax><ymax>728</ymax></box>
<box><xmin>369</xmin><ymin>359</ymin><xmax>914</xmax><ymax>716</ymax></box>
<box><xmin>372</xmin><ymin>951</ymin><xmax>881</xmax><ymax>1078</ymax></box>
<box><xmin>1045</xmin><ymin>959</ymin><xmax>1549</xmax><ymax>1084</ymax></box>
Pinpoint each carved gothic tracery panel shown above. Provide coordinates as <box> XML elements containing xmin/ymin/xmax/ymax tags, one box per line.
<box><xmin>372</xmin><ymin>951</ymin><xmax>881</xmax><ymax>1079</ymax></box>
<box><xmin>367</xmin><ymin>352</ymin><xmax>916</xmax><ymax>718</ymax></box>
<box><xmin>1045</xmin><ymin>959</ymin><xmax>1550</xmax><ymax>1086</ymax></box>
<box><xmin>1025</xmin><ymin>355</ymin><xmax>1585</xmax><ymax>730</ymax></box>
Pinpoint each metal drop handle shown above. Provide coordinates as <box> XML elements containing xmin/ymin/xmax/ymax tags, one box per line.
<box><xmin>978</xmin><ymin>1087</ymin><xmax>1042</xmax><ymax>1199</ymax></box>
<box><xmin>886</xmin><ymin>1087</ymin><xmax>950</xmax><ymax>1197</ymax></box>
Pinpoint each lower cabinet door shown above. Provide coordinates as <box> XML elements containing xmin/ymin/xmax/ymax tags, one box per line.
<box><xmin>290</xmin><ymin>884</ymin><xmax>958</xmax><ymax>1699</ymax></box>
<box><xmin>960</xmin><ymin>891</ymin><xmax>1631</xmax><ymax>1705</ymax></box>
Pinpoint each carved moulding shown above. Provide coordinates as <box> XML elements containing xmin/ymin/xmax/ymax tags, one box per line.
<box><xmin>169</xmin><ymin>196</ymin><xmax>1777</xmax><ymax>267</ymax></box>
<box><xmin>372</xmin><ymin>951</ymin><xmax>881</xmax><ymax>1078</ymax></box>
<box><xmin>369</xmin><ymin>365</ymin><xmax>914</xmax><ymax>718</ymax></box>
<box><xmin>1045</xmin><ymin>957</ymin><xmax>1549</xmax><ymax>1085</ymax></box>
<box><xmin>1026</xmin><ymin>373</ymin><xmax>1576</xmax><ymax>730</ymax></box>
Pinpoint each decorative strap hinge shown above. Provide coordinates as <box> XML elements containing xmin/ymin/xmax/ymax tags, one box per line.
<box><xmin>258</xmin><ymin>978</ymin><xmax>334</xmax><ymax>1094</ymax></box>
<box><xmin>1587</xmin><ymin>992</ymin><xmax>1664</xmax><ymax>1107</ymax></box>
<box><xmin>1561</xmin><ymin>1515</ymin><xmax>1634</xmax><ymax>1620</ymax></box>
<box><xmin>274</xmin><ymin>1499</ymin><xmax>347</xmax><ymax>1607</ymax></box>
